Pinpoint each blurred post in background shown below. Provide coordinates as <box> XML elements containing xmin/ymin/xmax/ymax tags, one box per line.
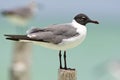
<box><xmin>10</xmin><ymin>42</ymin><xmax>32</xmax><ymax>80</ymax></box>
<box><xmin>1</xmin><ymin>1</ymin><xmax>39</xmax><ymax>80</ymax></box>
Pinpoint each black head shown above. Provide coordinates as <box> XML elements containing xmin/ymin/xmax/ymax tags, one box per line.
<box><xmin>74</xmin><ymin>13</ymin><xmax>99</xmax><ymax>25</ymax></box>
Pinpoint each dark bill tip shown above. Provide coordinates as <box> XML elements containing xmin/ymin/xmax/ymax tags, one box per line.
<box><xmin>89</xmin><ymin>20</ymin><xmax>99</xmax><ymax>24</ymax></box>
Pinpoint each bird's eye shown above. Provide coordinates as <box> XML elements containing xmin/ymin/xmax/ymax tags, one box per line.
<box><xmin>82</xmin><ymin>17</ymin><xmax>86</xmax><ymax>19</ymax></box>
<box><xmin>80</xmin><ymin>17</ymin><xmax>86</xmax><ymax>21</ymax></box>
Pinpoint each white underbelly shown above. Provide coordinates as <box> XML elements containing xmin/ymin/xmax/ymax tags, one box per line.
<box><xmin>20</xmin><ymin>34</ymin><xmax>86</xmax><ymax>50</ymax></box>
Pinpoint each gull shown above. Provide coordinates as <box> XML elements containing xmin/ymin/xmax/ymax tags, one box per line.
<box><xmin>1</xmin><ymin>1</ymin><xmax>38</xmax><ymax>26</ymax></box>
<box><xmin>4</xmin><ymin>13</ymin><xmax>99</xmax><ymax>70</ymax></box>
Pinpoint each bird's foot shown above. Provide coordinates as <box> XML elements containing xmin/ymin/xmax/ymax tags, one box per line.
<box><xmin>66</xmin><ymin>68</ymin><xmax>75</xmax><ymax>70</ymax></box>
<box><xmin>60</xmin><ymin>67</ymin><xmax>75</xmax><ymax>70</ymax></box>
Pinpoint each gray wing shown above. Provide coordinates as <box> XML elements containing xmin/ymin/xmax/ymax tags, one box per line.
<box><xmin>27</xmin><ymin>24</ymin><xmax>79</xmax><ymax>44</ymax></box>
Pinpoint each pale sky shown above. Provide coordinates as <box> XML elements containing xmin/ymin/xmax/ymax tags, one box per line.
<box><xmin>0</xmin><ymin>0</ymin><xmax>119</xmax><ymax>16</ymax></box>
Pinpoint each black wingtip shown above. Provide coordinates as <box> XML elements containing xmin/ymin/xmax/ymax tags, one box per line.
<box><xmin>4</xmin><ymin>34</ymin><xmax>29</xmax><ymax>41</ymax></box>
<box><xmin>4</xmin><ymin>34</ymin><xmax>20</xmax><ymax>41</ymax></box>
<box><xmin>4</xmin><ymin>34</ymin><xmax>10</xmax><ymax>36</ymax></box>
<box><xmin>4</xmin><ymin>34</ymin><xmax>13</xmax><ymax>38</ymax></box>
<box><xmin>6</xmin><ymin>38</ymin><xmax>19</xmax><ymax>41</ymax></box>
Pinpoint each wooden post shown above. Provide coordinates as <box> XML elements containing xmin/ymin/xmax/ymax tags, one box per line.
<box><xmin>58</xmin><ymin>69</ymin><xmax>77</xmax><ymax>80</ymax></box>
<box><xmin>10</xmin><ymin>42</ymin><xmax>32</xmax><ymax>80</ymax></box>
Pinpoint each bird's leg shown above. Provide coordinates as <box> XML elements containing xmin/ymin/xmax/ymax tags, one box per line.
<box><xmin>64</xmin><ymin>50</ymin><xmax>67</xmax><ymax>70</ymax></box>
<box><xmin>59</xmin><ymin>50</ymin><xmax>62</xmax><ymax>69</ymax></box>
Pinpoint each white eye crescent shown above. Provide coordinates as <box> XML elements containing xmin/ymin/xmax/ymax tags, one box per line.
<box><xmin>82</xmin><ymin>16</ymin><xmax>86</xmax><ymax>19</ymax></box>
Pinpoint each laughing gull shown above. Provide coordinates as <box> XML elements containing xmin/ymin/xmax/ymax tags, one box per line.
<box><xmin>4</xmin><ymin>13</ymin><xmax>99</xmax><ymax>70</ymax></box>
<box><xmin>1</xmin><ymin>1</ymin><xmax>38</xmax><ymax>26</ymax></box>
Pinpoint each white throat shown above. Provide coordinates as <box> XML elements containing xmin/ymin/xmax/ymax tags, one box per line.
<box><xmin>72</xmin><ymin>19</ymin><xmax>87</xmax><ymax>33</ymax></box>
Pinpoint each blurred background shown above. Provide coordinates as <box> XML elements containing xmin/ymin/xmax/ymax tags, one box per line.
<box><xmin>0</xmin><ymin>0</ymin><xmax>120</xmax><ymax>80</ymax></box>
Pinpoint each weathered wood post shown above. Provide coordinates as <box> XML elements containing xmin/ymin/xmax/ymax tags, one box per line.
<box><xmin>58</xmin><ymin>69</ymin><xmax>77</xmax><ymax>80</ymax></box>
<box><xmin>10</xmin><ymin>42</ymin><xmax>32</xmax><ymax>80</ymax></box>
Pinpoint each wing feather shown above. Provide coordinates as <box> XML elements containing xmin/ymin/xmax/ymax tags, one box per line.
<box><xmin>27</xmin><ymin>24</ymin><xmax>79</xmax><ymax>44</ymax></box>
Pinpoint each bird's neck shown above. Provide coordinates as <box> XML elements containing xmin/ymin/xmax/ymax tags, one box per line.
<box><xmin>72</xmin><ymin>20</ymin><xmax>86</xmax><ymax>31</ymax></box>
